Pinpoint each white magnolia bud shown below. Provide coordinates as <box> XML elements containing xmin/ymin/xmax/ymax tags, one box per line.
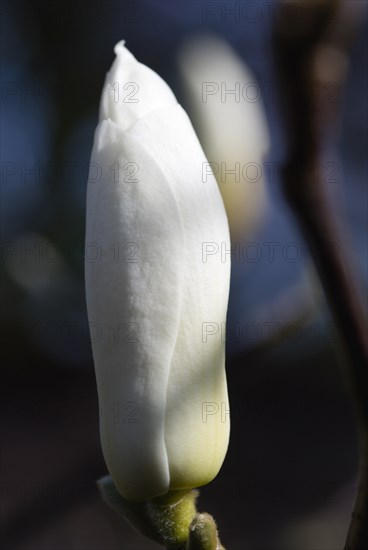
<box><xmin>178</xmin><ymin>34</ymin><xmax>270</xmax><ymax>238</ymax></box>
<box><xmin>85</xmin><ymin>42</ymin><xmax>231</xmax><ymax>502</ymax></box>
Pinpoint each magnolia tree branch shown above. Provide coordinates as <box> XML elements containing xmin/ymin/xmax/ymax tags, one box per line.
<box><xmin>273</xmin><ymin>1</ymin><xmax>368</xmax><ymax>548</ymax></box>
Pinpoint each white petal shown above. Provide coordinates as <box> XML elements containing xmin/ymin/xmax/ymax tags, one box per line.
<box><xmin>127</xmin><ymin>105</ymin><xmax>231</xmax><ymax>490</ymax></box>
<box><xmin>86</xmin><ymin>117</ymin><xmax>185</xmax><ymax>500</ymax></box>
<box><xmin>99</xmin><ymin>41</ymin><xmax>177</xmax><ymax>131</ymax></box>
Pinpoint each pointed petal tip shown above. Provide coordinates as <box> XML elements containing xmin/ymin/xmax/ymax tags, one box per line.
<box><xmin>113</xmin><ymin>40</ymin><xmax>135</xmax><ymax>62</ymax></box>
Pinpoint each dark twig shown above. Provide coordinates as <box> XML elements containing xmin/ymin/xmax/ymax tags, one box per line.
<box><xmin>273</xmin><ymin>1</ymin><xmax>368</xmax><ymax>548</ymax></box>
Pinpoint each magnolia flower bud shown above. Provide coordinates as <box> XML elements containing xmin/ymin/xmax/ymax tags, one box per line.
<box><xmin>85</xmin><ymin>42</ymin><xmax>231</xmax><ymax>503</ymax></box>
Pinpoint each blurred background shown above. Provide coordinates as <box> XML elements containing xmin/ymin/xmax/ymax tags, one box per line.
<box><xmin>1</xmin><ymin>1</ymin><xmax>367</xmax><ymax>548</ymax></box>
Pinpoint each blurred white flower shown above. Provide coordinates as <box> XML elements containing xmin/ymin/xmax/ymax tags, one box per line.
<box><xmin>85</xmin><ymin>42</ymin><xmax>230</xmax><ymax>502</ymax></box>
<box><xmin>178</xmin><ymin>34</ymin><xmax>270</xmax><ymax>237</ymax></box>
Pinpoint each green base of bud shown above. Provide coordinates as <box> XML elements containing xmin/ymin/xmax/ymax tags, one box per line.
<box><xmin>97</xmin><ymin>476</ymin><xmax>225</xmax><ymax>550</ymax></box>
<box><xmin>147</xmin><ymin>489</ymin><xmax>198</xmax><ymax>549</ymax></box>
